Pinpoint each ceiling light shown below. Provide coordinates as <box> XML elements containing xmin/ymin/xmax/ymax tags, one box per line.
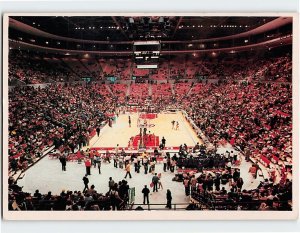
<box><xmin>244</xmin><ymin>39</ymin><xmax>248</xmax><ymax>43</ymax></box>
<box><xmin>33</xmin><ymin>22</ymin><xmax>35</xmax><ymax>25</ymax></box>
<box><xmin>57</xmin><ymin>42</ymin><xmax>60</xmax><ymax>45</ymax></box>
<box><xmin>45</xmin><ymin>41</ymin><xmax>49</xmax><ymax>44</ymax></box>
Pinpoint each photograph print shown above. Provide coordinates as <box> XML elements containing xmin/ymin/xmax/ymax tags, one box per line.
<box><xmin>2</xmin><ymin>13</ymin><xmax>298</xmax><ymax>220</ymax></box>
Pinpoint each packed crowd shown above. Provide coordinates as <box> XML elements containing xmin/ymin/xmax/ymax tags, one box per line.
<box><xmin>9</xmin><ymin>51</ymin><xmax>79</xmax><ymax>84</ymax></box>
<box><xmin>185</xmin><ymin>81</ymin><xmax>292</xmax><ymax>169</ymax></box>
<box><xmin>8</xmin><ymin>175</ymin><xmax>130</xmax><ymax>211</ymax></box>
<box><xmin>8</xmin><ymin>83</ymin><xmax>117</xmax><ymax>174</ymax></box>
<box><xmin>190</xmin><ymin>173</ymin><xmax>292</xmax><ymax>210</ymax></box>
<box><xmin>9</xmin><ymin>50</ymin><xmax>292</xmax><ymax>84</ymax></box>
<box><xmin>8</xmin><ymin>80</ymin><xmax>292</xmax><ymax>175</ymax></box>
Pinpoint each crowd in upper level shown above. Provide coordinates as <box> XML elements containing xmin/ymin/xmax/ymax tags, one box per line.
<box><xmin>8</xmin><ymin>50</ymin><xmax>292</xmax><ymax>85</ymax></box>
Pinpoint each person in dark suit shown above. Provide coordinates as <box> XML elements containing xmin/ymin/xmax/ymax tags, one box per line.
<box><xmin>166</xmin><ymin>189</ymin><xmax>172</xmax><ymax>209</ymax></box>
<box><xmin>161</xmin><ymin>137</ymin><xmax>166</xmax><ymax>148</ymax></box>
<box><xmin>96</xmin><ymin>127</ymin><xmax>101</xmax><ymax>137</ymax></box>
<box><xmin>142</xmin><ymin>185</ymin><xmax>150</xmax><ymax>204</ymax></box>
<box><xmin>59</xmin><ymin>155</ymin><xmax>67</xmax><ymax>171</ymax></box>
<box><xmin>214</xmin><ymin>174</ymin><xmax>221</xmax><ymax>191</ymax></box>
<box><xmin>152</xmin><ymin>173</ymin><xmax>159</xmax><ymax>192</ymax></box>
<box><xmin>82</xmin><ymin>175</ymin><xmax>89</xmax><ymax>192</ymax></box>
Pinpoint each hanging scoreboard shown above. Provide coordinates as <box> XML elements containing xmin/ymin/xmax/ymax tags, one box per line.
<box><xmin>133</xmin><ymin>41</ymin><xmax>160</xmax><ymax>69</ymax></box>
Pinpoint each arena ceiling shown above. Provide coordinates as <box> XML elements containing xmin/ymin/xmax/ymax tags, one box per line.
<box><xmin>10</xmin><ymin>16</ymin><xmax>278</xmax><ymax>41</ymax></box>
<box><xmin>8</xmin><ymin>16</ymin><xmax>292</xmax><ymax>57</ymax></box>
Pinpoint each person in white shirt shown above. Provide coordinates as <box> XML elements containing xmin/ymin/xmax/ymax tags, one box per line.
<box><xmin>115</xmin><ymin>144</ymin><xmax>119</xmax><ymax>155</ymax></box>
<box><xmin>125</xmin><ymin>154</ymin><xmax>131</xmax><ymax>163</ymax></box>
<box><xmin>133</xmin><ymin>157</ymin><xmax>138</xmax><ymax>172</ymax></box>
<box><xmin>163</xmin><ymin>157</ymin><xmax>167</xmax><ymax>172</ymax></box>
<box><xmin>118</xmin><ymin>156</ymin><xmax>124</xmax><ymax>169</ymax></box>
<box><xmin>143</xmin><ymin>157</ymin><xmax>149</xmax><ymax>174</ymax></box>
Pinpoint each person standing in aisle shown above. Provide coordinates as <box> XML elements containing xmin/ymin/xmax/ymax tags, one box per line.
<box><xmin>85</xmin><ymin>158</ymin><xmax>91</xmax><ymax>176</ymax></box>
<box><xmin>82</xmin><ymin>175</ymin><xmax>89</xmax><ymax>192</ymax></box>
<box><xmin>97</xmin><ymin>157</ymin><xmax>102</xmax><ymax>174</ymax></box>
<box><xmin>161</xmin><ymin>137</ymin><xmax>166</xmax><ymax>149</ymax></box>
<box><xmin>119</xmin><ymin>156</ymin><xmax>124</xmax><ymax>169</ymax></box>
<box><xmin>166</xmin><ymin>189</ymin><xmax>172</xmax><ymax>209</ymax></box>
<box><xmin>152</xmin><ymin>173</ymin><xmax>159</xmax><ymax>192</ymax></box>
<box><xmin>96</xmin><ymin>127</ymin><xmax>101</xmax><ymax>137</ymax></box>
<box><xmin>143</xmin><ymin>157</ymin><xmax>149</xmax><ymax>174</ymax></box>
<box><xmin>163</xmin><ymin>156</ymin><xmax>167</xmax><ymax>172</ymax></box>
<box><xmin>170</xmin><ymin>159</ymin><xmax>176</xmax><ymax>173</ymax></box>
<box><xmin>183</xmin><ymin>177</ymin><xmax>190</xmax><ymax>196</ymax></box>
<box><xmin>142</xmin><ymin>185</ymin><xmax>150</xmax><ymax>205</ymax></box>
<box><xmin>113</xmin><ymin>154</ymin><xmax>118</xmax><ymax>168</ymax></box>
<box><xmin>59</xmin><ymin>155</ymin><xmax>67</xmax><ymax>171</ymax></box>
<box><xmin>158</xmin><ymin>173</ymin><xmax>163</xmax><ymax>190</ymax></box>
<box><xmin>108</xmin><ymin>177</ymin><xmax>115</xmax><ymax>192</ymax></box>
<box><xmin>124</xmin><ymin>163</ymin><xmax>132</xmax><ymax>179</ymax></box>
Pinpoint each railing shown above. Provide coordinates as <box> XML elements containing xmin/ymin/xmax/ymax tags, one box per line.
<box><xmin>191</xmin><ymin>191</ymin><xmax>292</xmax><ymax>211</ymax></box>
<box><xmin>129</xmin><ymin>203</ymin><xmax>198</xmax><ymax>211</ymax></box>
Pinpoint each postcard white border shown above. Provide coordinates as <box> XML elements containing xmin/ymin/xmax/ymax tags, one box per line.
<box><xmin>2</xmin><ymin>12</ymin><xmax>299</xmax><ymax>221</ymax></box>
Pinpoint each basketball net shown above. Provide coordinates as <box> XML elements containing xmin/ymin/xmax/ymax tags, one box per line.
<box><xmin>137</xmin><ymin>112</ymin><xmax>150</xmax><ymax>128</ymax></box>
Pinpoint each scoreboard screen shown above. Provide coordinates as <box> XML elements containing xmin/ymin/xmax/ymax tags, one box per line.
<box><xmin>133</xmin><ymin>41</ymin><xmax>160</xmax><ymax>68</ymax></box>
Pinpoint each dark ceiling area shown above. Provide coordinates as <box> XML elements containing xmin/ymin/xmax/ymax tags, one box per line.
<box><xmin>10</xmin><ymin>16</ymin><xmax>277</xmax><ymax>41</ymax></box>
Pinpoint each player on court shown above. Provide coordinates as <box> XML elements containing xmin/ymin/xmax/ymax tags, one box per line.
<box><xmin>175</xmin><ymin>121</ymin><xmax>179</xmax><ymax>130</ymax></box>
<box><xmin>171</xmin><ymin>120</ymin><xmax>175</xmax><ymax>129</ymax></box>
<box><xmin>128</xmin><ymin>116</ymin><xmax>131</xmax><ymax>127</ymax></box>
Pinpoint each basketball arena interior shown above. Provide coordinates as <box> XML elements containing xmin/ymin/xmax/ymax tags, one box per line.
<box><xmin>7</xmin><ymin>16</ymin><xmax>293</xmax><ymax>211</ymax></box>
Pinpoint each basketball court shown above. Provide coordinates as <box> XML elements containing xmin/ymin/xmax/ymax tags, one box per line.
<box><xmin>87</xmin><ymin>111</ymin><xmax>203</xmax><ymax>152</ymax></box>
